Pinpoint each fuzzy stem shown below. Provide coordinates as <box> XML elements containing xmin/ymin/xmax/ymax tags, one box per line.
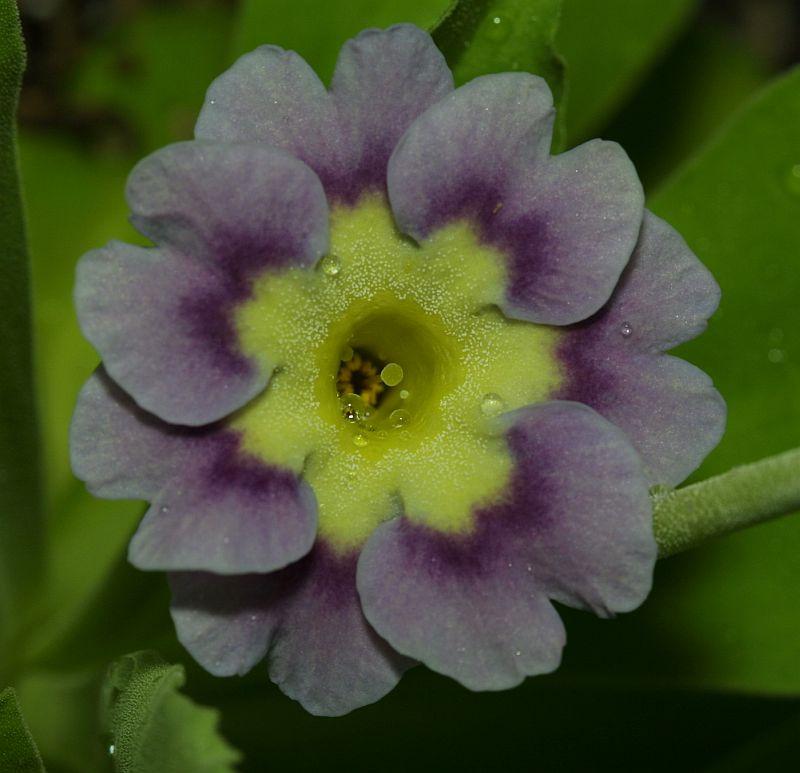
<box><xmin>653</xmin><ymin>447</ymin><xmax>800</xmax><ymax>557</ymax></box>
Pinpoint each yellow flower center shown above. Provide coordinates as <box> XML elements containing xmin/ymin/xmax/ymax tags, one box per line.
<box><xmin>233</xmin><ymin>195</ymin><xmax>563</xmax><ymax>552</ymax></box>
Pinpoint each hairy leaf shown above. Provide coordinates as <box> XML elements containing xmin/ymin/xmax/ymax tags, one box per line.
<box><xmin>0</xmin><ymin>0</ymin><xmax>43</xmax><ymax>633</ymax></box>
<box><xmin>103</xmin><ymin>652</ymin><xmax>240</xmax><ymax>773</ymax></box>
<box><xmin>0</xmin><ymin>688</ymin><xmax>45</xmax><ymax>773</ymax></box>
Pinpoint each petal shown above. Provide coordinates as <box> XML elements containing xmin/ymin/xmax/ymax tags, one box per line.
<box><xmin>71</xmin><ymin>370</ymin><xmax>317</xmax><ymax>574</ymax></box>
<box><xmin>75</xmin><ymin>241</ymin><xmax>262</xmax><ymax>426</ymax></box>
<box><xmin>557</xmin><ymin>211</ymin><xmax>726</xmax><ymax>485</ymax></box>
<box><xmin>389</xmin><ymin>73</ymin><xmax>555</xmax><ymax>234</ymax></box>
<box><xmin>195</xmin><ymin>48</ymin><xmax>343</xmax><ymax>189</ymax></box>
<box><xmin>558</xmin><ymin>351</ymin><xmax>726</xmax><ymax>487</ymax></box>
<box><xmin>126</xmin><ymin>140</ymin><xmax>329</xmax><ymax>275</ymax></box>
<box><xmin>71</xmin><ymin>368</ymin><xmax>182</xmax><ymax>500</ymax></box>
<box><xmin>571</xmin><ymin>211</ymin><xmax>722</xmax><ymax>353</ymax></box>
<box><xmin>169</xmin><ymin>544</ymin><xmax>411</xmax><ymax>716</ymax></box>
<box><xmin>357</xmin><ymin>401</ymin><xmax>655</xmax><ymax>690</ymax></box>
<box><xmin>79</xmin><ymin>143</ymin><xmax>329</xmax><ymax>426</ymax></box>
<box><xmin>196</xmin><ymin>26</ymin><xmax>452</xmax><ymax>203</ymax></box>
<box><xmin>329</xmin><ymin>24</ymin><xmax>453</xmax><ymax>200</ymax></box>
<box><xmin>388</xmin><ymin>75</ymin><xmax>643</xmax><ymax>325</ymax></box>
<box><xmin>495</xmin><ymin>140</ymin><xmax>644</xmax><ymax>325</ymax></box>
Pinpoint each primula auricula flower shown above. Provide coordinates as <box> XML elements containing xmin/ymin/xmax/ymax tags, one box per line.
<box><xmin>70</xmin><ymin>25</ymin><xmax>725</xmax><ymax>716</ymax></box>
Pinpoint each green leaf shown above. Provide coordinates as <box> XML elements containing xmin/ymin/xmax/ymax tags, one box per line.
<box><xmin>103</xmin><ymin>652</ymin><xmax>240</xmax><ymax>773</ymax></box>
<box><xmin>0</xmin><ymin>0</ymin><xmax>44</xmax><ymax>632</ymax></box>
<box><xmin>557</xmin><ymin>0</ymin><xmax>696</xmax><ymax>145</ymax></box>
<box><xmin>232</xmin><ymin>0</ymin><xmax>452</xmax><ymax>83</ymax></box>
<box><xmin>636</xmin><ymin>67</ymin><xmax>800</xmax><ymax>694</ymax></box>
<box><xmin>432</xmin><ymin>0</ymin><xmax>565</xmax><ymax>147</ymax></box>
<box><xmin>603</xmin><ymin>21</ymin><xmax>769</xmax><ymax>190</ymax></box>
<box><xmin>0</xmin><ymin>688</ymin><xmax>45</xmax><ymax>773</ymax></box>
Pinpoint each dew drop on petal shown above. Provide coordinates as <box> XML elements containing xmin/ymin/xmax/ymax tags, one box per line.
<box><xmin>480</xmin><ymin>393</ymin><xmax>505</xmax><ymax>417</ymax></box>
<box><xmin>620</xmin><ymin>321</ymin><xmax>633</xmax><ymax>338</ymax></box>
<box><xmin>399</xmin><ymin>389</ymin><xmax>410</xmax><ymax>400</ymax></box>
<box><xmin>340</xmin><ymin>345</ymin><xmax>354</xmax><ymax>362</ymax></box>
<box><xmin>319</xmin><ymin>254</ymin><xmax>341</xmax><ymax>276</ymax></box>
<box><xmin>108</xmin><ymin>745</ymin><xmax>116</xmax><ymax>756</ymax></box>
<box><xmin>380</xmin><ymin>362</ymin><xmax>404</xmax><ymax>387</ymax></box>
<box><xmin>353</xmin><ymin>433</ymin><xmax>368</xmax><ymax>447</ymax></box>
<box><xmin>390</xmin><ymin>409</ymin><xmax>411</xmax><ymax>428</ymax></box>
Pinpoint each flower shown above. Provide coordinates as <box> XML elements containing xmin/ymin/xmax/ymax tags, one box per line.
<box><xmin>70</xmin><ymin>24</ymin><xmax>725</xmax><ymax>716</ymax></box>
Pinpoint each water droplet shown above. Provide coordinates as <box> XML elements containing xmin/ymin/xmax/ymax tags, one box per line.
<box><xmin>399</xmin><ymin>389</ymin><xmax>410</xmax><ymax>400</ymax></box>
<box><xmin>340</xmin><ymin>345</ymin><xmax>354</xmax><ymax>362</ymax></box>
<box><xmin>159</xmin><ymin>505</ymin><xmax>170</xmax><ymax>514</ymax></box>
<box><xmin>486</xmin><ymin>14</ymin><xmax>510</xmax><ymax>41</ymax></box>
<box><xmin>620</xmin><ymin>321</ymin><xmax>633</xmax><ymax>337</ymax></box>
<box><xmin>768</xmin><ymin>327</ymin><xmax>784</xmax><ymax>345</ymax></box>
<box><xmin>108</xmin><ymin>744</ymin><xmax>116</xmax><ymax>756</ymax></box>
<box><xmin>377</xmin><ymin>430</ymin><xmax>388</xmax><ymax>440</ymax></box>
<box><xmin>340</xmin><ymin>393</ymin><xmax>367</xmax><ymax>422</ymax></box>
<box><xmin>514</xmin><ymin>650</ymin><xmax>522</xmax><ymax>657</ymax></box>
<box><xmin>380</xmin><ymin>362</ymin><xmax>404</xmax><ymax>387</ymax></box>
<box><xmin>768</xmin><ymin>348</ymin><xmax>786</xmax><ymax>364</ymax></box>
<box><xmin>319</xmin><ymin>254</ymin><xmax>341</xmax><ymax>276</ymax></box>
<box><xmin>480</xmin><ymin>393</ymin><xmax>505</xmax><ymax>417</ymax></box>
<box><xmin>390</xmin><ymin>409</ymin><xmax>411</xmax><ymax>428</ymax></box>
<box><xmin>785</xmin><ymin>163</ymin><xmax>800</xmax><ymax>196</ymax></box>
<box><xmin>353</xmin><ymin>433</ymin><xmax>368</xmax><ymax>447</ymax></box>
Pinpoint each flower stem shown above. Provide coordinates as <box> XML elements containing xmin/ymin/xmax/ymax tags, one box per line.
<box><xmin>653</xmin><ymin>447</ymin><xmax>800</xmax><ymax>557</ymax></box>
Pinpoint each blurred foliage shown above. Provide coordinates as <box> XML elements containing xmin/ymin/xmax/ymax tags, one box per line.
<box><xmin>2</xmin><ymin>0</ymin><xmax>800</xmax><ymax>770</ymax></box>
<box><xmin>233</xmin><ymin>0</ymin><xmax>452</xmax><ymax>82</ymax></box>
<box><xmin>606</xmin><ymin>18</ymin><xmax>770</xmax><ymax>190</ymax></box>
<box><xmin>557</xmin><ymin>0</ymin><xmax>697</xmax><ymax>145</ymax></box>
<box><xmin>69</xmin><ymin>4</ymin><xmax>233</xmax><ymax>152</ymax></box>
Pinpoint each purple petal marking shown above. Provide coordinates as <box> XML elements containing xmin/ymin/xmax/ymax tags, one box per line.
<box><xmin>79</xmin><ymin>142</ymin><xmax>329</xmax><ymax>427</ymax></box>
<box><xmin>557</xmin><ymin>211</ymin><xmax>726</xmax><ymax>486</ymax></box>
<box><xmin>76</xmin><ymin>242</ymin><xmax>260</xmax><ymax>428</ymax></box>
<box><xmin>196</xmin><ymin>25</ymin><xmax>452</xmax><ymax>203</ymax></box>
<box><xmin>170</xmin><ymin>543</ymin><xmax>412</xmax><ymax>716</ymax></box>
<box><xmin>126</xmin><ymin>141</ymin><xmax>329</xmax><ymax>275</ymax></box>
<box><xmin>388</xmin><ymin>74</ymin><xmax>644</xmax><ymax>325</ymax></box>
<box><xmin>357</xmin><ymin>401</ymin><xmax>655</xmax><ymax>690</ymax></box>
<box><xmin>328</xmin><ymin>24</ymin><xmax>453</xmax><ymax>201</ymax></box>
<box><xmin>71</xmin><ymin>369</ymin><xmax>317</xmax><ymax>575</ymax></box>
